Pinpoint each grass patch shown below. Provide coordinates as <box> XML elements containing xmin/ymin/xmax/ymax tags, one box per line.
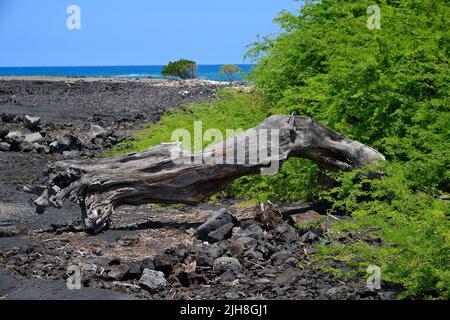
<box><xmin>105</xmin><ymin>88</ymin><xmax>270</xmax><ymax>156</ymax></box>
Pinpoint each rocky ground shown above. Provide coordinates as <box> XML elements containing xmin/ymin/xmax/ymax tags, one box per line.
<box><xmin>0</xmin><ymin>78</ymin><xmax>398</xmax><ymax>300</ymax></box>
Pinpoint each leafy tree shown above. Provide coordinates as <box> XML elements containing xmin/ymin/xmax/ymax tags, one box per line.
<box><xmin>162</xmin><ymin>59</ymin><xmax>197</xmax><ymax>79</ymax></box>
<box><xmin>220</xmin><ymin>64</ymin><xmax>243</xmax><ymax>82</ymax></box>
<box><xmin>247</xmin><ymin>0</ymin><xmax>449</xmax><ymax>157</ymax></box>
<box><xmin>245</xmin><ymin>0</ymin><xmax>450</xmax><ymax>298</ymax></box>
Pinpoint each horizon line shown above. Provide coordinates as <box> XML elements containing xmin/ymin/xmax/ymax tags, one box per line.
<box><xmin>0</xmin><ymin>63</ymin><xmax>255</xmax><ymax>68</ymax></box>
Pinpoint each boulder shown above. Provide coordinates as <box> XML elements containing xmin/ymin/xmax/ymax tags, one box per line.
<box><xmin>88</xmin><ymin>124</ymin><xmax>108</xmax><ymax>142</ymax></box>
<box><xmin>289</xmin><ymin>210</ymin><xmax>323</xmax><ymax>226</ymax></box>
<box><xmin>196</xmin><ymin>254</ymin><xmax>214</xmax><ymax>267</ymax></box>
<box><xmin>92</xmin><ymin>137</ymin><xmax>104</xmax><ymax>146</ymax></box>
<box><xmin>94</xmin><ymin>247</ymin><xmax>103</xmax><ymax>256</ymax></box>
<box><xmin>112</xmin><ymin>132</ymin><xmax>130</xmax><ymax>143</ymax></box>
<box><xmin>248</xmin><ymin>250</ymin><xmax>264</xmax><ymax>261</ymax></box>
<box><xmin>4</xmin><ymin>131</ymin><xmax>24</xmax><ymax>146</ymax></box>
<box><xmin>81</xmin><ymin>263</ymin><xmax>98</xmax><ymax>273</ymax></box>
<box><xmin>0</xmin><ymin>226</ymin><xmax>22</xmax><ymax>237</ymax></box>
<box><xmin>240</xmin><ymin>224</ymin><xmax>266</xmax><ymax>240</ymax></box>
<box><xmin>33</xmin><ymin>143</ymin><xmax>50</xmax><ymax>154</ymax></box>
<box><xmin>272</xmin><ymin>223</ymin><xmax>300</xmax><ymax>244</ymax></box>
<box><xmin>24</xmin><ymin>132</ymin><xmax>44</xmax><ymax>144</ymax></box>
<box><xmin>49</xmin><ymin>141</ymin><xmax>58</xmax><ymax>151</ymax></box>
<box><xmin>63</xmin><ymin>150</ymin><xmax>79</xmax><ymax>158</ymax></box>
<box><xmin>228</xmin><ymin>238</ymin><xmax>244</xmax><ymax>257</ymax></box>
<box><xmin>255</xmin><ymin>278</ymin><xmax>272</xmax><ymax>285</ymax></box>
<box><xmin>21</xmin><ymin>185</ymin><xmax>46</xmax><ymax>195</ymax></box>
<box><xmin>285</xmin><ymin>257</ymin><xmax>300</xmax><ymax>268</ymax></box>
<box><xmin>140</xmin><ymin>257</ymin><xmax>155</xmax><ymax>272</ymax></box>
<box><xmin>138</xmin><ymin>269</ymin><xmax>168</xmax><ymax>293</ymax></box>
<box><xmin>0</xmin><ymin>127</ymin><xmax>8</xmax><ymax>139</ymax></box>
<box><xmin>107</xmin><ymin>257</ymin><xmax>121</xmax><ymax>266</ymax></box>
<box><xmin>240</xmin><ymin>219</ymin><xmax>259</xmax><ymax>230</ymax></box>
<box><xmin>207</xmin><ymin>223</ymin><xmax>234</xmax><ymax>243</ymax></box>
<box><xmin>127</xmin><ymin>262</ymin><xmax>142</xmax><ymax>279</ymax></box>
<box><xmin>235</xmin><ymin>236</ymin><xmax>257</xmax><ymax>247</ymax></box>
<box><xmin>107</xmin><ymin>263</ymin><xmax>130</xmax><ymax>281</ymax></box>
<box><xmin>301</xmin><ymin>231</ymin><xmax>319</xmax><ymax>243</ymax></box>
<box><xmin>23</xmin><ymin>115</ymin><xmax>41</xmax><ymax>131</ymax></box>
<box><xmin>55</xmin><ymin>133</ymin><xmax>81</xmax><ymax>153</ymax></box>
<box><xmin>13</xmin><ymin>115</ymin><xmax>23</xmax><ymax>123</ymax></box>
<box><xmin>206</xmin><ymin>243</ymin><xmax>224</xmax><ymax>259</ymax></box>
<box><xmin>154</xmin><ymin>253</ymin><xmax>178</xmax><ymax>276</ymax></box>
<box><xmin>270</xmin><ymin>250</ymin><xmax>291</xmax><ymax>266</ymax></box>
<box><xmin>274</xmin><ymin>268</ymin><xmax>302</xmax><ymax>285</ymax></box>
<box><xmin>1</xmin><ymin>114</ymin><xmax>15</xmax><ymax>123</ymax></box>
<box><xmin>219</xmin><ymin>270</ymin><xmax>238</xmax><ymax>282</ymax></box>
<box><xmin>19</xmin><ymin>141</ymin><xmax>34</xmax><ymax>152</ymax></box>
<box><xmin>213</xmin><ymin>257</ymin><xmax>242</xmax><ymax>273</ymax></box>
<box><xmin>0</xmin><ymin>142</ymin><xmax>10</xmax><ymax>152</ymax></box>
<box><xmin>197</xmin><ymin>208</ymin><xmax>238</xmax><ymax>241</ymax></box>
<box><xmin>179</xmin><ymin>90</ymin><xmax>189</xmax><ymax>97</ymax></box>
<box><xmin>117</xmin><ymin>235</ymin><xmax>140</xmax><ymax>246</ymax></box>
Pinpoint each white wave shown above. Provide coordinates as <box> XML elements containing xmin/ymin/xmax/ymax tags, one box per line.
<box><xmin>114</xmin><ymin>73</ymin><xmax>151</xmax><ymax>78</ymax></box>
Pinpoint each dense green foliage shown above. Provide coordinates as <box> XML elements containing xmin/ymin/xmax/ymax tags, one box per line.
<box><xmin>112</xmin><ymin>0</ymin><xmax>449</xmax><ymax>298</ymax></box>
<box><xmin>248</xmin><ymin>0</ymin><xmax>449</xmax><ymax>174</ymax></box>
<box><xmin>161</xmin><ymin>59</ymin><xmax>197</xmax><ymax>79</ymax></box>
<box><xmin>246</xmin><ymin>0</ymin><xmax>449</xmax><ymax>298</ymax></box>
<box><xmin>220</xmin><ymin>64</ymin><xmax>243</xmax><ymax>82</ymax></box>
<box><xmin>317</xmin><ymin>163</ymin><xmax>450</xmax><ymax>299</ymax></box>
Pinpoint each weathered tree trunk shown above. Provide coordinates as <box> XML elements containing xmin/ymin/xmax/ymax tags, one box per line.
<box><xmin>34</xmin><ymin>115</ymin><xmax>384</xmax><ymax>234</ymax></box>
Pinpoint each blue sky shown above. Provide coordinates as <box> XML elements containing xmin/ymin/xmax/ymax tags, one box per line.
<box><xmin>0</xmin><ymin>0</ymin><xmax>302</xmax><ymax>67</ymax></box>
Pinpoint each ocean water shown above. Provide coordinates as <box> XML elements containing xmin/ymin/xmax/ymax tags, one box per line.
<box><xmin>0</xmin><ymin>65</ymin><xmax>254</xmax><ymax>81</ymax></box>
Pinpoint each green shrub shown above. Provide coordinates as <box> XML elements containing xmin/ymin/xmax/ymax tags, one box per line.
<box><xmin>227</xmin><ymin>158</ymin><xmax>319</xmax><ymax>202</ymax></box>
<box><xmin>318</xmin><ymin>163</ymin><xmax>450</xmax><ymax>299</ymax></box>
<box><xmin>245</xmin><ymin>0</ymin><xmax>450</xmax><ymax>298</ymax></box>
<box><xmin>219</xmin><ymin>64</ymin><xmax>243</xmax><ymax>82</ymax></box>
<box><xmin>247</xmin><ymin>0</ymin><xmax>449</xmax><ymax>151</ymax></box>
<box><xmin>162</xmin><ymin>59</ymin><xmax>197</xmax><ymax>79</ymax></box>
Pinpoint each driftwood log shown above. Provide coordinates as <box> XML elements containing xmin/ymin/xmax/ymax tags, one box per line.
<box><xmin>34</xmin><ymin>115</ymin><xmax>384</xmax><ymax>234</ymax></box>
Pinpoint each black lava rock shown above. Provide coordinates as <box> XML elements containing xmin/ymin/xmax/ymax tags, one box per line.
<box><xmin>207</xmin><ymin>223</ymin><xmax>234</xmax><ymax>243</ymax></box>
<box><xmin>197</xmin><ymin>208</ymin><xmax>238</xmax><ymax>241</ymax></box>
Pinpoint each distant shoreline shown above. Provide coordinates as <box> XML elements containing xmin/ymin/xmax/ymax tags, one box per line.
<box><xmin>0</xmin><ymin>64</ymin><xmax>254</xmax><ymax>82</ymax></box>
<box><xmin>0</xmin><ymin>75</ymin><xmax>250</xmax><ymax>88</ymax></box>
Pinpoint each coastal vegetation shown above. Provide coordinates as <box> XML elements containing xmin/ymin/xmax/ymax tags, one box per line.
<box><xmin>219</xmin><ymin>64</ymin><xmax>243</xmax><ymax>82</ymax></box>
<box><xmin>112</xmin><ymin>0</ymin><xmax>449</xmax><ymax>299</ymax></box>
<box><xmin>161</xmin><ymin>59</ymin><xmax>197</xmax><ymax>79</ymax></box>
